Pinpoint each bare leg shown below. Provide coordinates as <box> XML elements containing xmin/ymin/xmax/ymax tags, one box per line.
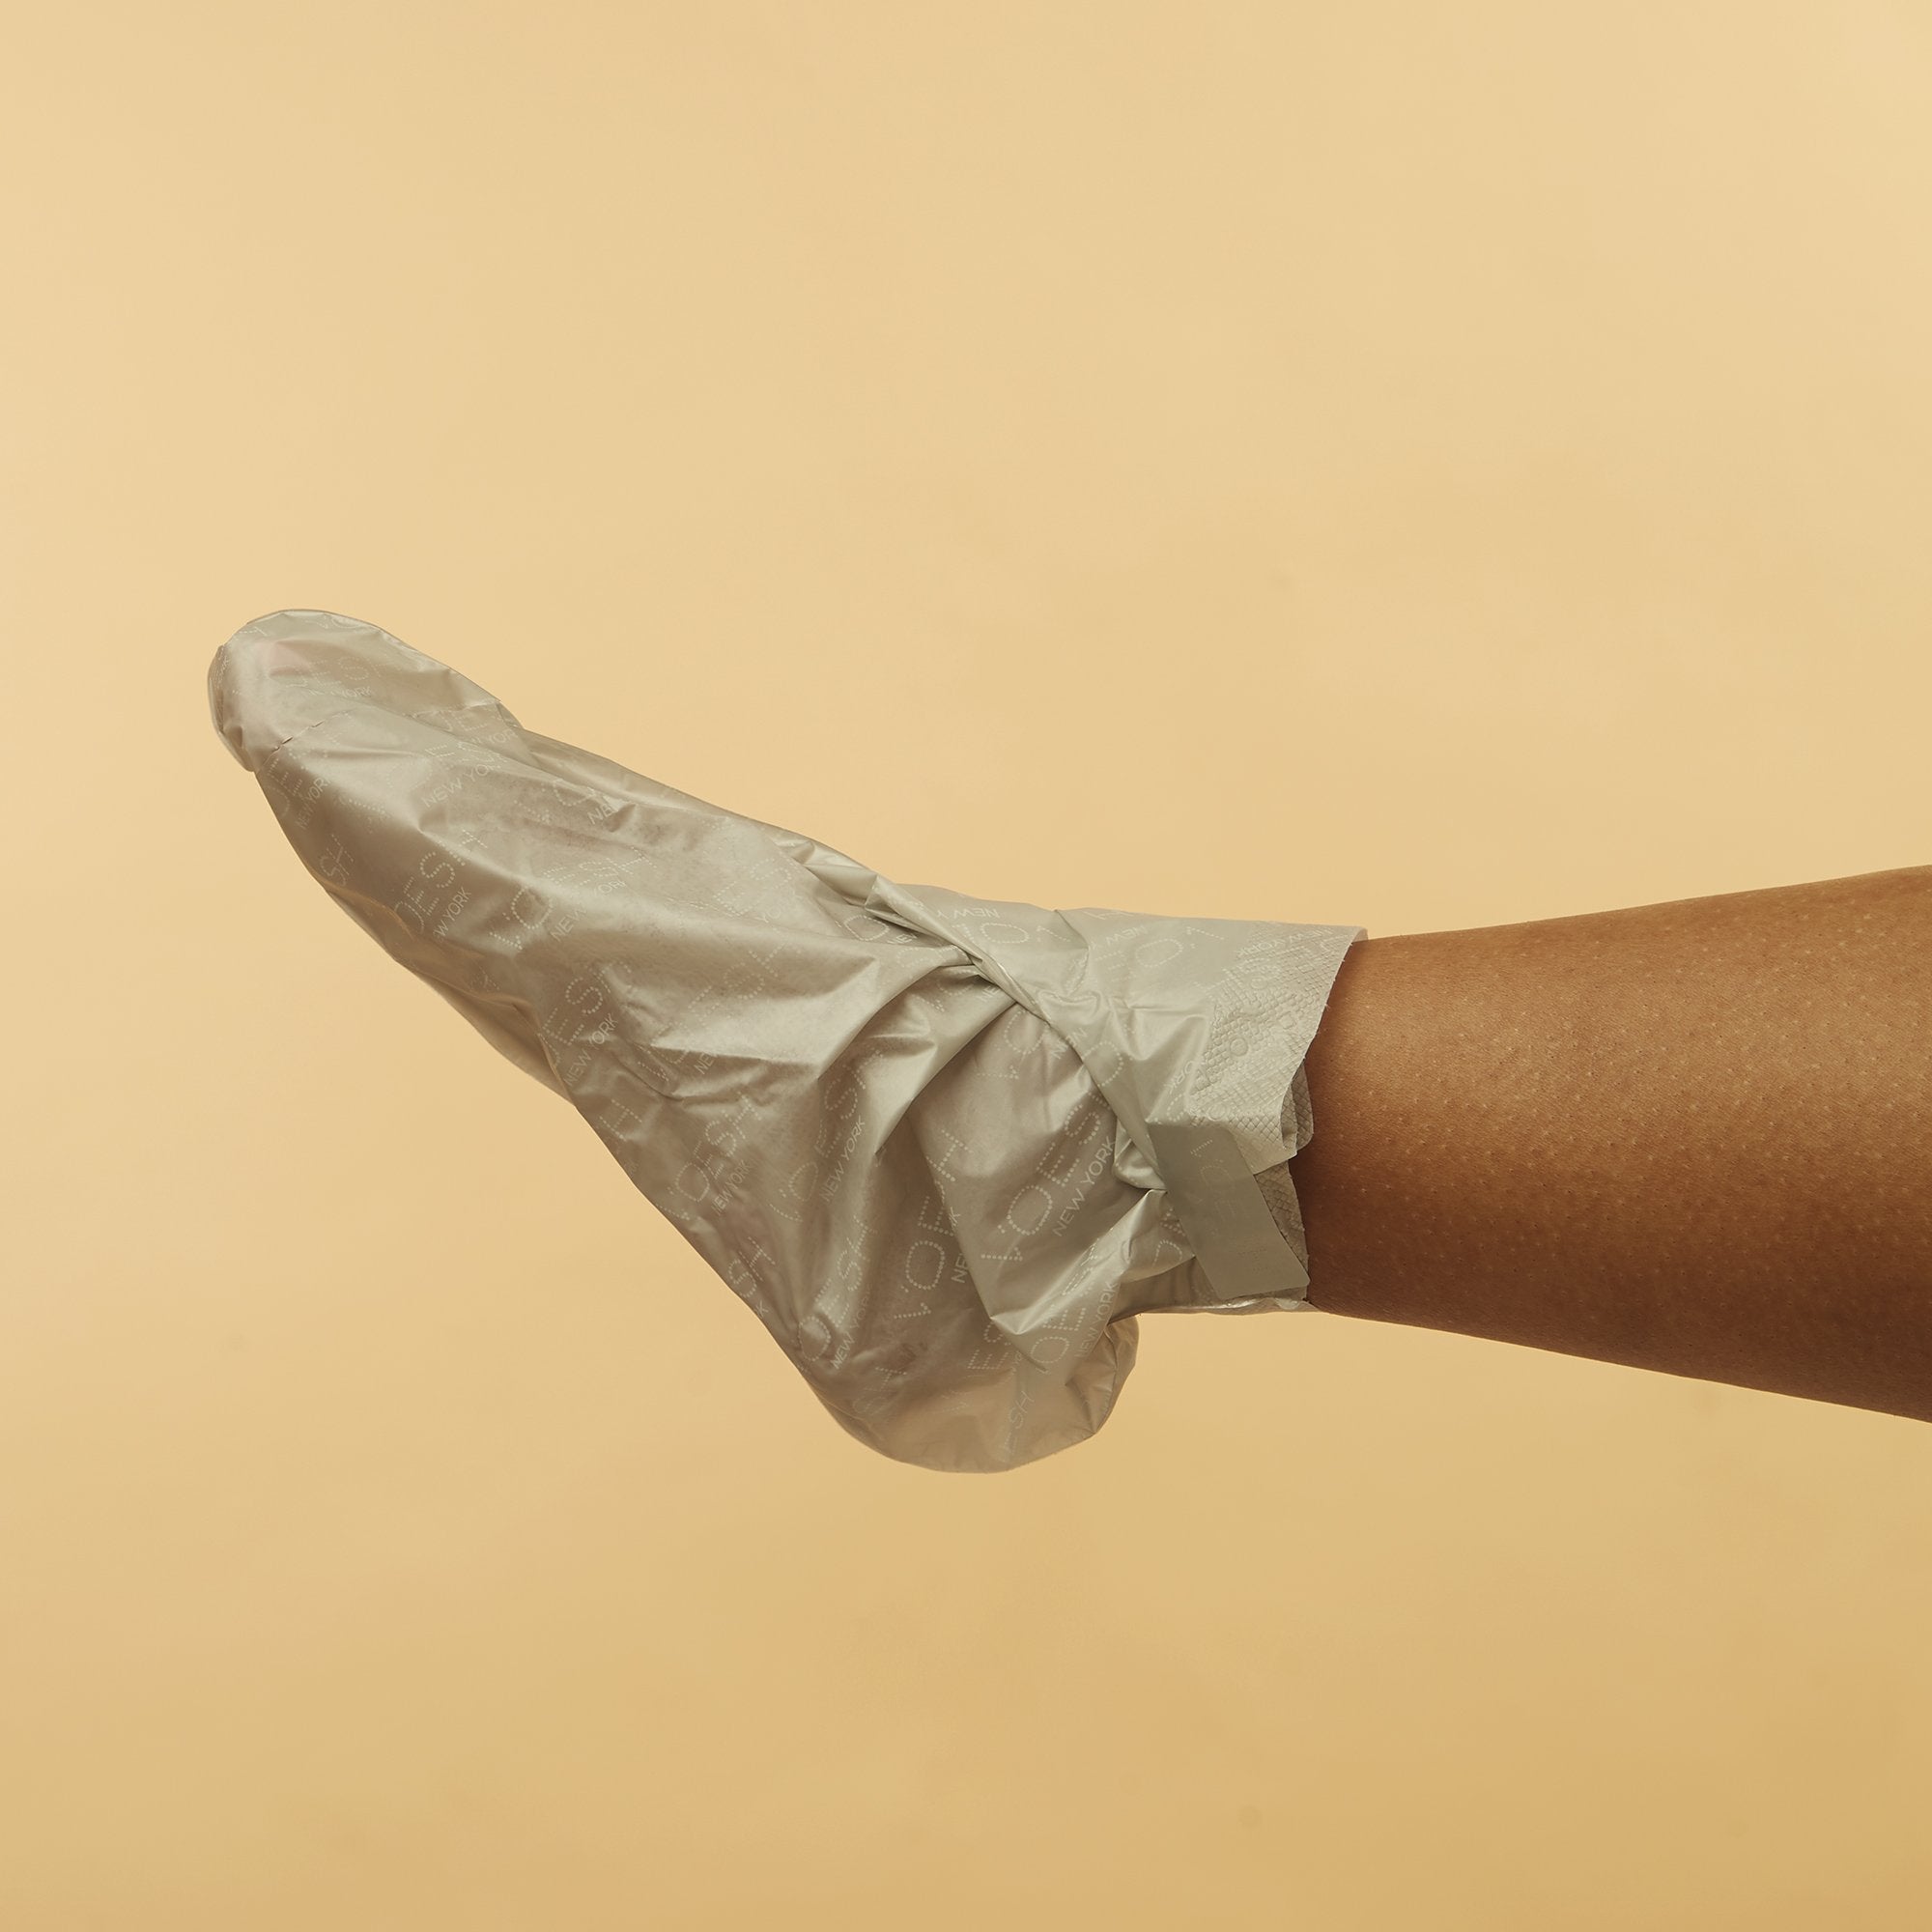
<box><xmin>1290</xmin><ymin>865</ymin><xmax>1932</xmax><ymax>1421</ymax></box>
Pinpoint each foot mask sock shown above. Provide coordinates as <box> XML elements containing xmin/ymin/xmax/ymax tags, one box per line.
<box><xmin>209</xmin><ymin>611</ymin><xmax>1367</xmax><ymax>1472</ymax></box>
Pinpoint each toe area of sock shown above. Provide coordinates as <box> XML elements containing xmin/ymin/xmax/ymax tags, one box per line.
<box><xmin>209</xmin><ymin>610</ymin><xmax>372</xmax><ymax>770</ymax></box>
<box><xmin>208</xmin><ymin>608</ymin><xmax>510</xmax><ymax>771</ymax></box>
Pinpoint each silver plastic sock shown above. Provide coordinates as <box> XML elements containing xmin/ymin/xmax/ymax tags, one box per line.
<box><xmin>209</xmin><ymin>610</ymin><xmax>1365</xmax><ymax>1471</ymax></box>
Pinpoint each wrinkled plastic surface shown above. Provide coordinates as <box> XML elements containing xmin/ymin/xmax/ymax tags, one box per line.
<box><xmin>209</xmin><ymin>611</ymin><xmax>1366</xmax><ymax>1471</ymax></box>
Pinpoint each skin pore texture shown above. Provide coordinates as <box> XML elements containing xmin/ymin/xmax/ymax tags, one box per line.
<box><xmin>1289</xmin><ymin>864</ymin><xmax>1932</xmax><ymax>1424</ymax></box>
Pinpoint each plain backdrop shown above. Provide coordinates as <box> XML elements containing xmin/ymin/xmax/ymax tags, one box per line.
<box><xmin>4</xmin><ymin>5</ymin><xmax>1929</xmax><ymax>1928</ymax></box>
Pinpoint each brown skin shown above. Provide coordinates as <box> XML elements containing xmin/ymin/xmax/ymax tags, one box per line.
<box><xmin>1290</xmin><ymin>865</ymin><xmax>1932</xmax><ymax>1422</ymax></box>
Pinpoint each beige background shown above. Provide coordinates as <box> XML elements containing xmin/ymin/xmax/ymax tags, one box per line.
<box><xmin>4</xmin><ymin>4</ymin><xmax>1930</xmax><ymax>1926</ymax></box>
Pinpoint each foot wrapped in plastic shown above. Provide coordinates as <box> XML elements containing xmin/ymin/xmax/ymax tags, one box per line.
<box><xmin>208</xmin><ymin>610</ymin><xmax>1365</xmax><ymax>1471</ymax></box>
